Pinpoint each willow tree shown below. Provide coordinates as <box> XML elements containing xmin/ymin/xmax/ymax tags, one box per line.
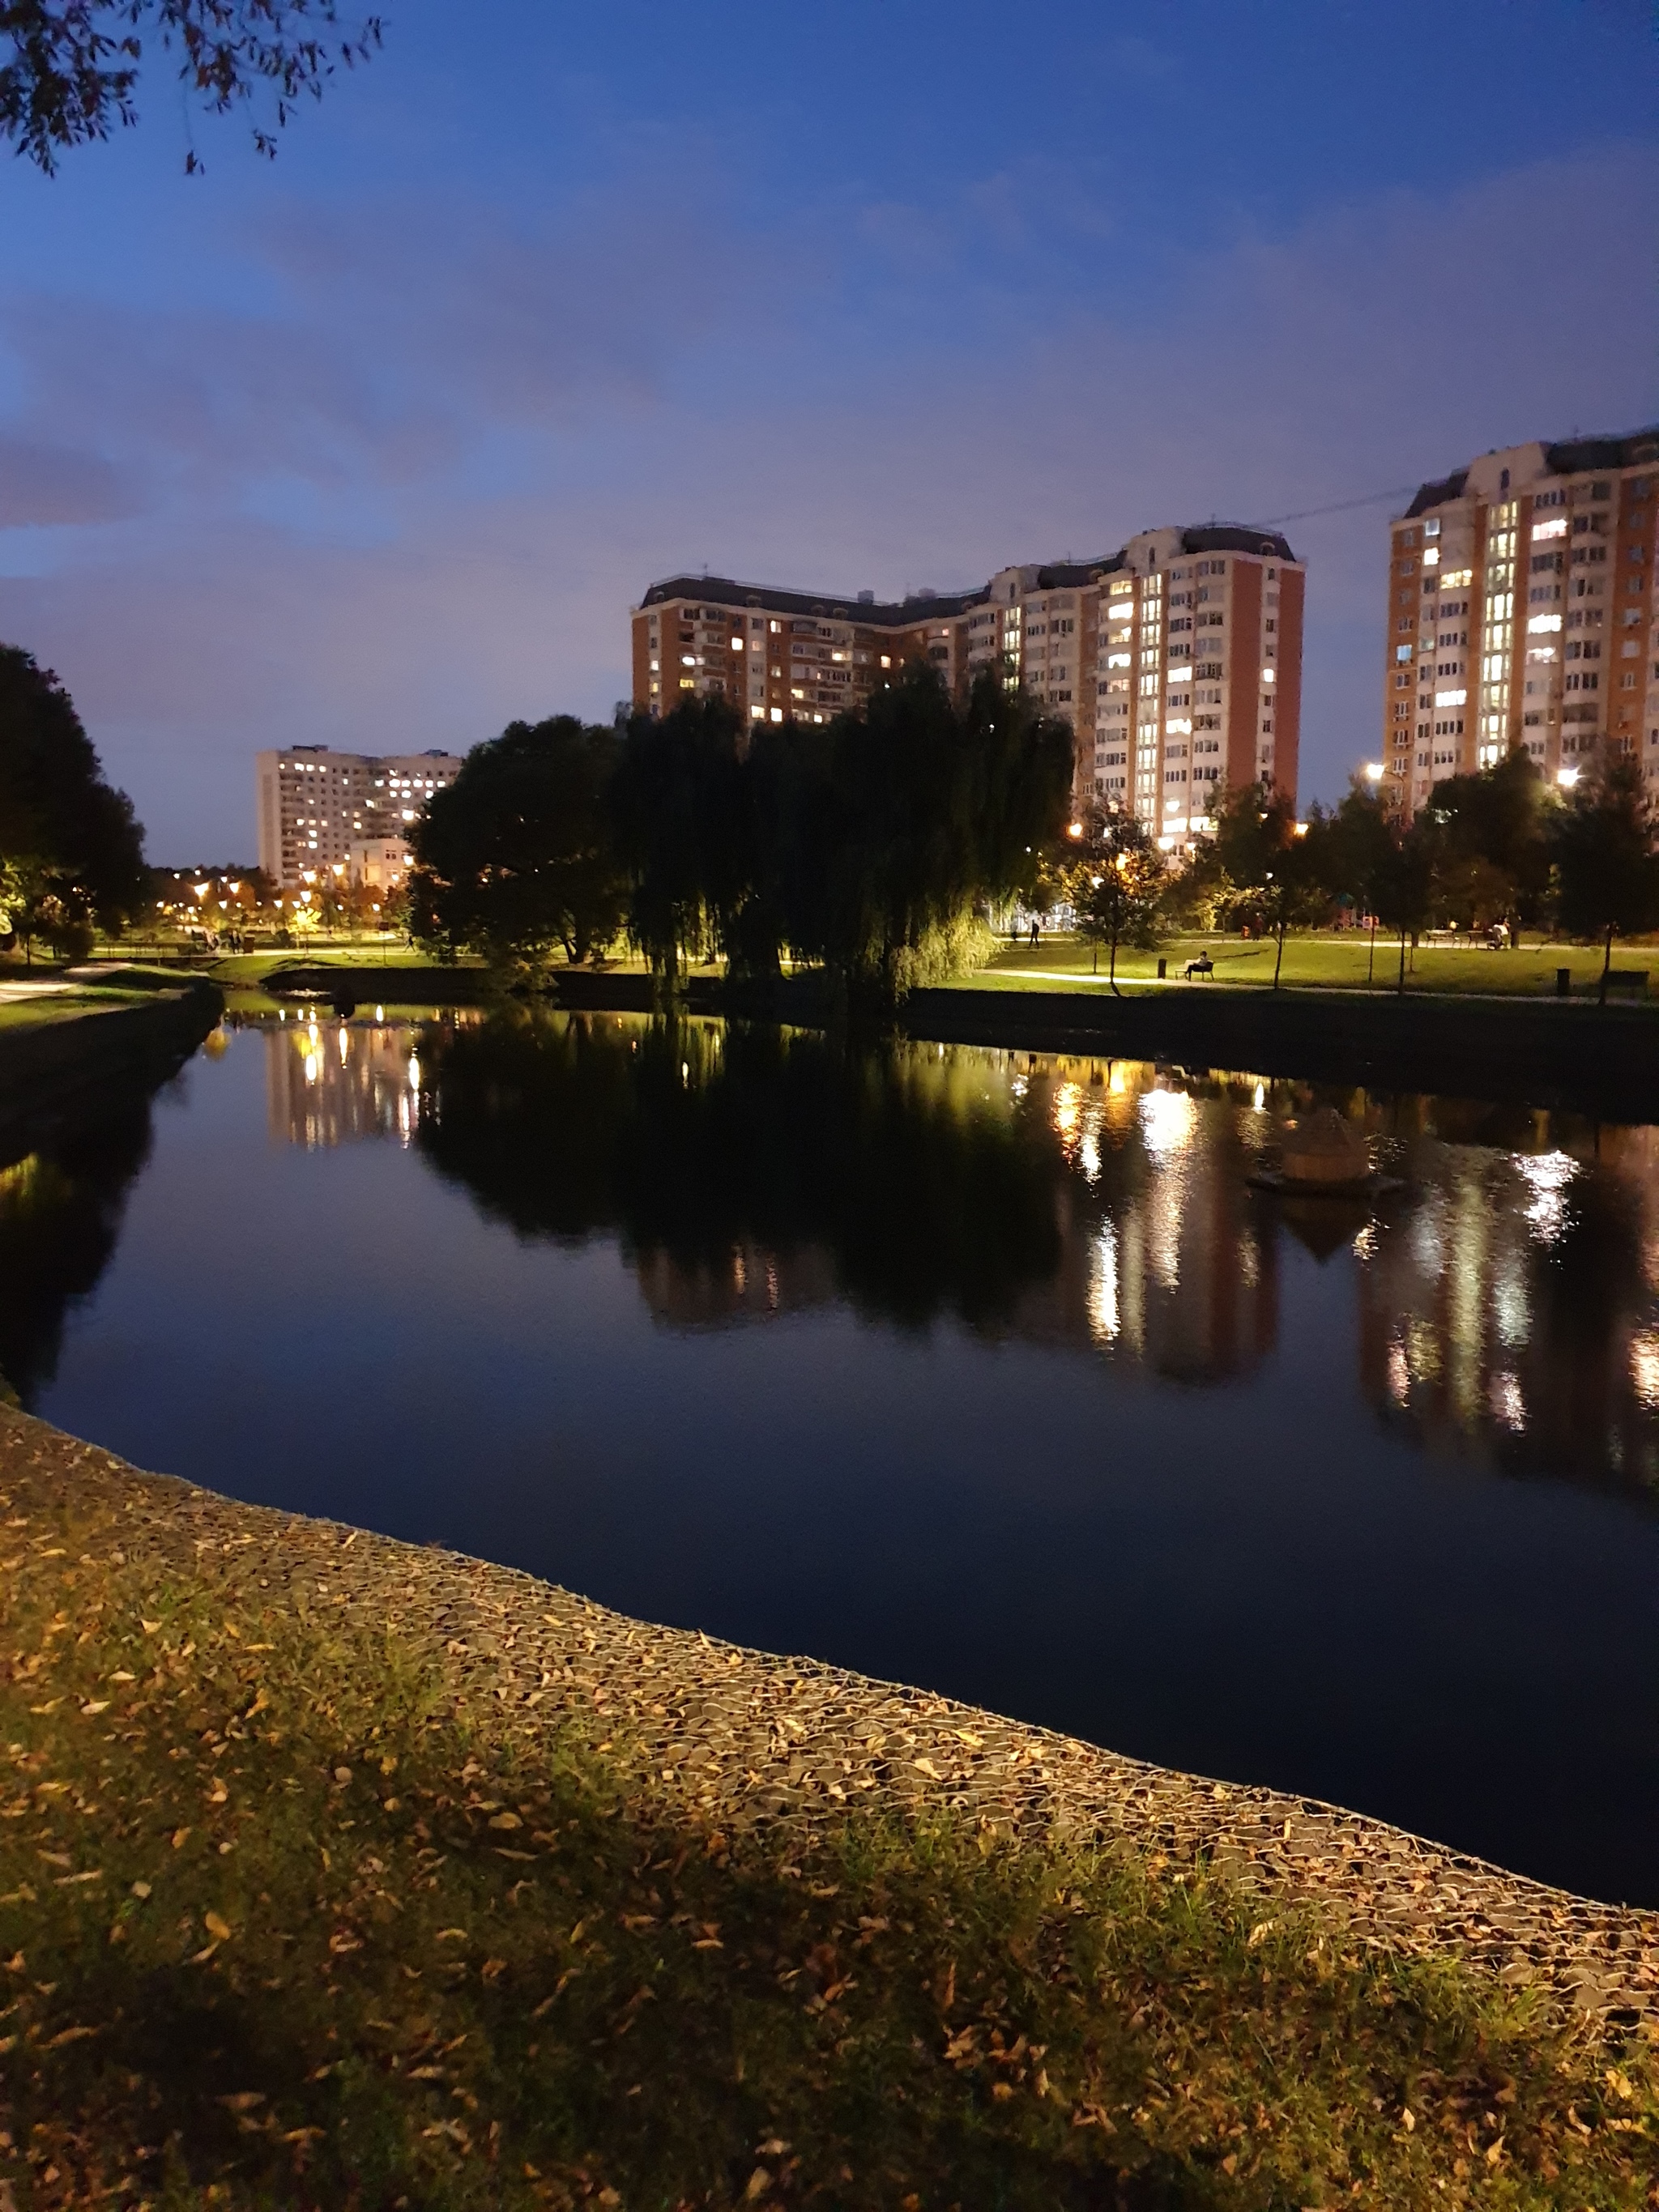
<box><xmin>2</xmin><ymin>0</ymin><xmax>382</xmax><ymax>172</ymax></box>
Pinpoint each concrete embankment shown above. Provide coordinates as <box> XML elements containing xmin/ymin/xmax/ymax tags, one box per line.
<box><xmin>6</xmin><ymin>1404</ymin><xmax>1653</xmax><ymax>2032</ymax></box>
<box><xmin>0</xmin><ymin>973</ymin><xmax>223</xmax><ymax>1164</ymax></box>
<box><xmin>901</xmin><ymin>986</ymin><xmax>1659</xmax><ymax>1119</ymax></box>
<box><xmin>540</xmin><ymin>970</ymin><xmax>1659</xmax><ymax>1120</ymax></box>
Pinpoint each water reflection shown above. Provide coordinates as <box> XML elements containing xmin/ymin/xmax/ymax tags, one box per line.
<box><xmin>406</xmin><ymin>1008</ymin><xmax>1659</xmax><ymax>1493</ymax></box>
<box><xmin>259</xmin><ymin>1008</ymin><xmax>480</xmax><ymax>1149</ymax></box>
<box><xmin>0</xmin><ymin>1102</ymin><xmax>154</xmax><ymax>1409</ymax></box>
<box><xmin>23</xmin><ymin>1009</ymin><xmax>1659</xmax><ymax>1899</ymax></box>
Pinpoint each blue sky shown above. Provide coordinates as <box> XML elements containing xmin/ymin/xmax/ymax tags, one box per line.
<box><xmin>2</xmin><ymin>0</ymin><xmax>1656</xmax><ymax>859</ymax></box>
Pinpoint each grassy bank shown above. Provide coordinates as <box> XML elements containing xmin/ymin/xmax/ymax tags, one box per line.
<box><xmin>3</xmin><ymin>1427</ymin><xmax>1657</xmax><ymax>2209</ymax></box>
<box><xmin>970</xmin><ymin>935</ymin><xmax>1659</xmax><ymax>999</ymax></box>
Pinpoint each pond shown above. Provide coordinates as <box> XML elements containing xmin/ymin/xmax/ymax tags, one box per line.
<box><xmin>8</xmin><ymin>1005</ymin><xmax>1659</xmax><ymax>1906</ymax></box>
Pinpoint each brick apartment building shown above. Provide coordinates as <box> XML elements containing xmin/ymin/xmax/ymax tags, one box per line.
<box><xmin>632</xmin><ymin>523</ymin><xmax>1303</xmax><ymax>843</ymax></box>
<box><xmin>1382</xmin><ymin>424</ymin><xmax>1659</xmax><ymax>813</ymax></box>
<box><xmin>254</xmin><ymin>747</ymin><xmax>465</xmax><ymax>889</ymax></box>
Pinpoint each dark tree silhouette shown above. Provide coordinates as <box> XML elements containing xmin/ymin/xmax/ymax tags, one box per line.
<box><xmin>408</xmin><ymin>716</ymin><xmax>626</xmax><ymax>974</ymax></box>
<box><xmin>1551</xmin><ymin>753</ymin><xmax>1659</xmax><ymax>1004</ymax></box>
<box><xmin>2</xmin><ymin>0</ymin><xmax>382</xmax><ymax>172</ymax></box>
<box><xmin>0</xmin><ymin>644</ymin><xmax>147</xmax><ymax>960</ymax></box>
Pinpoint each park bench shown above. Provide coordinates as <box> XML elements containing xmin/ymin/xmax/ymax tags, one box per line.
<box><xmin>1183</xmin><ymin>955</ymin><xmax>1214</xmax><ymax>980</ymax></box>
<box><xmin>1605</xmin><ymin>970</ymin><xmax>1648</xmax><ymax>998</ymax></box>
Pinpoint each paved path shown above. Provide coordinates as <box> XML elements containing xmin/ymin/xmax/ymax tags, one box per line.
<box><xmin>6</xmin><ymin>1405</ymin><xmax>1656</xmax><ymax>2039</ymax></box>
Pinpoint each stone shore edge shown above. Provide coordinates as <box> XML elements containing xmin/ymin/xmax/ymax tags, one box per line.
<box><xmin>5</xmin><ymin>1406</ymin><xmax>1655</xmax><ymax>2040</ymax></box>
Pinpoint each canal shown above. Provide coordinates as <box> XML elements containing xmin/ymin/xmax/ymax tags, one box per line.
<box><xmin>8</xmin><ymin>1004</ymin><xmax>1658</xmax><ymax>1905</ymax></box>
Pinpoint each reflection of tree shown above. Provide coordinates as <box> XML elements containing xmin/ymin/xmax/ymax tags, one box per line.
<box><xmin>416</xmin><ymin>1012</ymin><xmax>1063</xmax><ymax>1332</ymax></box>
<box><xmin>0</xmin><ymin>1103</ymin><xmax>153</xmax><ymax>1407</ymax></box>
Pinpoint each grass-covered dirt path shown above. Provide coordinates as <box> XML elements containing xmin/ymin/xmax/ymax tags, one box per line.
<box><xmin>2</xmin><ymin>1406</ymin><xmax>1657</xmax><ymax>2210</ymax></box>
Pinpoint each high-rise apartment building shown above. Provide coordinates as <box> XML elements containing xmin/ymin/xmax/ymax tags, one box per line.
<box><xmin>631</xmin><ymin>522</ymin><xmax>1303</xmax><ymax>842</ymax></box>
<box><xmin>255</xmin><ymin>747</ymin><xmax>465</xmax><ymax>888</ymax></box>
<box><xmin>1382</xmin><ymin>424</ymin><xmax>1659</xmax><ymax>812</ymax></box>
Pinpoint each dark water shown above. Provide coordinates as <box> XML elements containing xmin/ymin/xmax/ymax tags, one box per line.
<box><xmin>11</xmin><ymin>1006</ymin><xmax>1659</xmax><ymax>1905</ymax></box>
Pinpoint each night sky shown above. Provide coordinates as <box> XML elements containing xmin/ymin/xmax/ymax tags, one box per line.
<box><xmin>1</xmin><ymin>0</ymin><xmax>1655</xmax><ymax>862</ymax></box>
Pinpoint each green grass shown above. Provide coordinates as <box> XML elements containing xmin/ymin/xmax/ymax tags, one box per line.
<box><xmin>966</xmin><ymin>933</ymin><xmax>1659</xmax><ymax>999</ymax></box>
<box><xmin>0</xmin><ymin>987</ymin><xmax>157</xmax><ymax>1034</ymax></box>
<box><xmin>3</xmin><ymin>1508</ymin><xmax>1657</xmax><ymax>2206</ymax></box>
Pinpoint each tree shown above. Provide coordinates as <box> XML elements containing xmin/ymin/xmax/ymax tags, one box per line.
<box><xmin>1372</xmin><ymin>814</ymin><xmax>1439</xmax><ymax>995</ymax></box>
<box><xmin>1069</xmin><ymin>808</ymin><xmax>1166</xmax><ymax>994</ymax></box>
<box><xmin>410</xmin><ymin>715</ymin><xmax>627</xmax><ymax>976</ymax></box>
<box><xmin>0</xmin><ymin>644</ymin><xmax>146</xmax><ymax>962</ymax></box>
<box><xmin>610</xmin><ymin>668</ymin><xmax>1073</xmax><ymax>1001</ymax></box>
<box><xmin>1319</xmin><ymin>779</ymin><xmax>1401</xmax><ymax>983</ymax></box>
<box><xmin>2</xmin><ymin>0</ymin><xmax>382</xmax><ymax>173</ymax></box>
<box><xmin>1418</xmin><ymin>749</ymin><xmax>1553</xmax><ymax>943</ymax></box>
<box><xmin>1551</xmin><ymin>753</ymin><xmax>1659</xmax><ymax>1005</ymax></box>
<box><xmin>1208</xmin><ymin>778</ymin><xmax>1316</xmax><ymax>987</ymax></box>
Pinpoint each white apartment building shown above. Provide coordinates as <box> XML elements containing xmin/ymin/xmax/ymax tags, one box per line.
<box><xmin>255</xmin><ymin>747</ymin><xmax>464</xmax><ymax>888</ymax></box>
<box><xmin>633</xmin><ymin>523</ymin><xmax>1303</xmax><ymax>843</ymax></box>
<box><xmin>1383</xmin><ymin>424</ymin><xmax>1659</xmax><ymax>812</ymax></box>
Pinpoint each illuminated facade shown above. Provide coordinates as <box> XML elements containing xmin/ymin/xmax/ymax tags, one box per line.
<box><xmin>1382</xmin><ymin>424</ymin><xmax>1659</xmax><ymax>813</ymax></box>
<box><xmin>632</xmin><ymin>524</ymin><xmax>1304</xmax><ymax>843</ymax></box>
<box><xmin>255</xmin><ymin>746</ymin><xmax>463</xmax><ymax>889</ymax></box>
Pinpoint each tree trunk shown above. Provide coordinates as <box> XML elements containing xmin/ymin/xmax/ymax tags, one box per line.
<box><xmin>1109</xmin><ymin>929</ymin><xmax>1120</xmax><ymax>998</ymax></box>
<box><xmin>1367</xmin><ymin>915</ymin><xmax>1376</xmax><ymax>985</ymax></box>
<box><xmin>1273</xmin><ymin>919</ymin><xmax>1286</xmax><ymax>990</ymax></box>
<box><xmin>1397</xmin><ymin>928</ymin><xmax>1407</xmax><ymax>995</ymax></box>
<box><xmin>1600</xmin><ymin>923</ymin><xmax>1614</xmax><ymax>1007</ymax></box>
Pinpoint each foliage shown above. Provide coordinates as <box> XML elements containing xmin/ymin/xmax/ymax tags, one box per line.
<box><xmin>1061</xmin><ymin>808</ymin><xmax>1166</xmax><ymax>991</ymax></box>
<box><xmin>5</xmin><ymin>1438</ymin><xmax>1658</xmax><ymax>2208</ymax></box>
<box><xmin>0</xmin><ymin>644</ymin><xmax>147</xmax><ymax>958</ymax></box>
<box><xmin>1550</xmin><ymin>753</ymin><xmax>1659</xmax><ymax>1003</ymax></box>
<box><xmin>612</xmin><ymin>668</ymin><xmax>1073</xmax><ymax>1001</ymax></box>
<box><xmin>410</xmin><ymin>717</ymin><xmax>628</xmax><ymax>976</ymax></box>
<box><xmin>1419</xmin><ymin>751</ymin><xmax>1555</xmax><ymax>936</ymax></box>
<box><xmin>1</xmin><ymin>0</ymin><xmax>382</xmax><ymax>173</ymax></box>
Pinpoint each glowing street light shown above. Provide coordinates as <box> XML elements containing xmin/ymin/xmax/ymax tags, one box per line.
<box><xmin>1556</xmin><ymin>766</ymin><xmax>1580</xmax><ymax>788</ymax></box>
<box><xmin>1363</xmin><ymin>761</ymin><xmax>1384</xmax><ymax>783</ymax></box>
<box><xmin>1067</xmin><ymin>821</ymin><xmax>1084</xmax><ymax>840</ymax></box>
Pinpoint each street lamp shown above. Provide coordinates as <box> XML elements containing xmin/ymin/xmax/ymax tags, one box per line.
<box><xmin>1557</xmin><ymin>766</ymin><xmax>1580</xmax><ymax>789</ymax></box>
<box><xmin>1363</xmin><ymin>761</ymin><xmax>1384</xmax><ymax>783</ymax></box>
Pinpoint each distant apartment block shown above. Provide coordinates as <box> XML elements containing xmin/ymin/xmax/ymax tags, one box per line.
<box><xmin>255</xmin><ymin>747</ymin><xmax>464</xmax><ymax>889</ymax></box>
<box><xmin>632</xmin><ymin>523</ymin><xmax>1303</xmax><ymax>842</ymax></box>
<box><xmin>1383</xmin><ymin>424</ymin><xmax>1659</xmax><ymax>811</ymax></box>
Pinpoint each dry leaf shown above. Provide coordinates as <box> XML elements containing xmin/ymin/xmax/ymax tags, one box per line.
<box><xmin>204</xmin><ymin>1912</ymin><xmax>232</xmax><ymax>1943</ymax></box>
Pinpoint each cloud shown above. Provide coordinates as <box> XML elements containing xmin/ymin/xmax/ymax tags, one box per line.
<box><xmin>0</xmin><ymin>436</ymin><xmax>140</xmax><ymax>526</ymax></box>
<box><xmin>0</xmin><ymin>136</ymin><xmax>1654</xmax><ymax>857</ymax></box>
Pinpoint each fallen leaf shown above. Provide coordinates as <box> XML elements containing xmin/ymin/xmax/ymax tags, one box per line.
<box><xmin>488</xmin><ymin>1812</ymin><xmax>522</xmax><ymax>1831</ymax></box>
<box><xmin>1401</xmin><ymin>2107</ymin><xmax>1415</xmax><ymax>2133</ymax></box>
<box><xmin>219</xmin><ymin>2092</ymin><xmax>265</xmax><ymax>2114</ymax></box>
<box><xmin>204</xmin><ymin>1912</ymin><xmax>232</xmax><ymax>1944</ymax></box>
<box><xmin>744</xmin><ymin>2170</ymin><xmax>771</xmax><ymax>2202</ymax></box>
<box><xmin>130</xmin><ymin>1881</ymin><xmax>151</xmax><ymax>1900</ymax></box>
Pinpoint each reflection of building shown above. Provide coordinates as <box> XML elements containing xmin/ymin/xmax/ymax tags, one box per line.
<box><xmin>633</xmin><ymin>522</ymin><xmax>1304</xmax><ymax>843</ymax></box>
<box><xmin>634</xmin><ymin>1242</ymin><xmax>838</xmax><ymax>1328</ymax></box>
<box><xmin>255</xmin><ymin>747</ymin><xmax>463</xmax><ymax>889</ymax></box>
<box><xmin>999</xmin><ymin>1062</ymin><xmax>1280</xmax><ymax>1383</ymax></box>
<box><xmin>1356</xmin><ymin>1121</ymin><xmax>1659</xmax><ymax>1490</ymax></box>
<box><xmin>264</xmin><ymin>1017</ymin><xmax>429</xmax><ymax>1149</ymax></box>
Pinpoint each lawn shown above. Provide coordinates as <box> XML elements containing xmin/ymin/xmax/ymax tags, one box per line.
<box><xmin>966</xmin><ymin>933</ymin><xmax>1659</xmax><ymax>999</ymax></box>
<box><xmin>3</xmin><ymin>1425</ymin><xmax>1657</xmax><ymax>2210</ymax></box>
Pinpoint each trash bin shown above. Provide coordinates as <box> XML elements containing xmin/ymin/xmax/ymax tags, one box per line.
<box><xmin>1157</xmin><ymin>957</ymin><xmax>1166</xmax><ymax>980</ymax></box>
<box><xmin>1556</xmin><ymin>968</ymin><xmax>1571</xmax><ymax>997</ymax></box>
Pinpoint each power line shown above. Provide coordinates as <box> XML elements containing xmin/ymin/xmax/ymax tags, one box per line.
<box><xmin>1255</xmin><ymin>483</ymin><xmax>1421</xmax><ymax>528</ymax></box>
